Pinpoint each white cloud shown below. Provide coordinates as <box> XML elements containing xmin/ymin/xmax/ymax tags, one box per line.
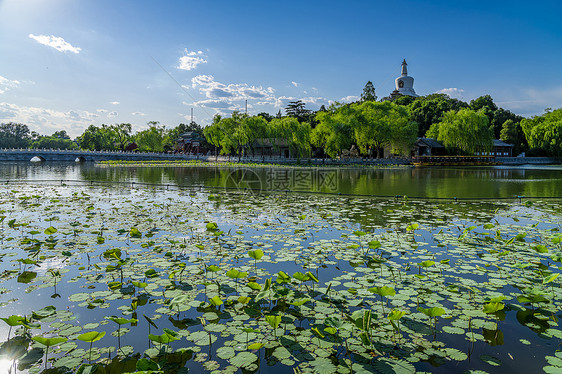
<box><xmin>0</xmin><ymin>75</ymin><xmax>20</xmax><ymax>94</ymax></box>
<box><xmin>110</xmin><ymin>101</ymin><xmax>120</xmax><ymax>105</ymax></box>
<box><xmin>108</xmin><ymin>111</ymin><xmax>118</xmax><ymax>118</ymax></box>
<box><xmin>177</xmin><ymin>49</ymin><xmax>207</xmax><ymax>71</ymax></box>
<box><xmin>340</xmin><ymin>95</ymin><xmax>360</xmax><ymax>103</ymax></box>
<box><xmin>189</xmin><ymin>74</ymin><xmax>276</xmax><ymax>105</ymax></box>
<box><xmin>132</xmin><ymin>112</ymin><xmax>145</xmax><ymax>116</ymax></box>
<box><xmin>291</xmin><ymin>81</ymin><xmax>299</xmax><ymax>87</ymax></box>
<box><xmin>28</xmin><ymin>34</ymin><xmax>81</xmax><ymax>53</ymax></box>
<box><xmin>185</xmin><ymin>75</ymin><xmax>330</xmax><ymax>117</ymax></box>
<box><xmin>0</xmin><ymin>102</ymin><xmax>98</xmax><ymax>137</ymax></box>
<box><xmin>438</xmin><ymin>88</ymin><xmax>465</xmax><ymax>99</ymax></box>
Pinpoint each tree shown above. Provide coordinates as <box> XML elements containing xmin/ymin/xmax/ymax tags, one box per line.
<box><xmin>269</xmin><ymin>117</ymin><xmax>311</xmax><ymax>159</ymax></box>
<box><xmin>490</xmin><ymin>107</ymin><xmax>524</xmax><ymax>139</ymax></box>
<box><xmin>257</xmin><ymin>112</ymin><xmax>273</xmax><ymax>122</ymax></box>
<box><xmin>52</xmin><ymin>130</ymin><xmax>70</xmax><ymax>139</ymax></box>
<box><xmin>312</xmin><ymin>105</ymin><xmax>354</xmax><ymax>158</ymax></box>
<box><xmin>285</xmin><ymin>100</ymin><xmax>311</xmax><ymax>122</ymax></box>
<box><xmin>521</xmin><ymin>109</ymin><xmax>562</xmax><ymax>156</ymax></box>
<box><xmin>499</xmin><ymin>119</ymin><xmax>526</xmax><ymax>155</ymax></box>
<box><xmin>407</xmin><ymin>94</ymin><xmax>468</xmax><ymax>137</ymax></box>
<box><xmin>203</xmin><ymin>115</ymin><xmax>224</xmax><ymax>158</ymax></box>
<box><xmin>0</xmin><ymin>122</ymin><xmax>30</xmax><ymax>148</ymax></box>
<box><xmin>469</xmin><ymin>95</ymin><xmax>497</xmax><ymax>127</ymax></box>
<box><xmin>77</xmin><ymin>125</ymin><xmax>116</xmax><ymax>151</ymax></box>
<box><xmin>426</xmin><ymin>108</ymin><xmax>493</xmax><ymax>154</ymax></box>
<box><xmin>30</xmin><ymin>132</ymin><xmax>77</xmax><ymax>150</ymax></box>
<box><xmin>111</xmin><ymin>123</ymin><xmax>133</xmax><ymax>151</ymax></box>
<box><xmin>351</xmin><ymin>101</ymin><xmax>416</xmax><ymax>157</ymax></box>
<box><xmin>361</xmin><ymin>81</ymin><xmax>377</xmax><ymax>102</ymax></box>
<box><xmin>135</xmin><ymin>123</ymin><xmax>165</xmax><ymax>152</ymax></box>
<box><xmin>201</xmin><ymin>113</ymin><xmax>267</xmax><ymax>159</ymax></box>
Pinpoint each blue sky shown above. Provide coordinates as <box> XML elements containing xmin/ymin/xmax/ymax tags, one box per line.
<box><xmin>0</xmin><ymin>0</ymin><xmax>561</xmax><ymax>137</ymax></box>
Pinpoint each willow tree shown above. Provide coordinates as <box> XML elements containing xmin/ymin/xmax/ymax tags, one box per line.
<box><xmin>312</xmin><ymin>105</ymin><xmax>354</xmax><ymax>158</ymax></box>
<box><xmin>202</xmin><ymin>113</ymin><xmax>268</xmax><ymax>159</ymax></box>
<box><xmin>352</xmin><ymin>101</ymin><xmax>416</xmax><ymax>158</ymax></box>
<box><xmin>426</xmin><ymin>108</ymin><xmax>493</xmax><ymax>154</ymax></box>
<box><xmin>269</xmin><ymin>117</ymin><xmax>311</xmax><ymax>159</ymax></box>
<box><xmin>521</xmin><ymin>109</ymin><xmax>562</xmax><ymax>156</ymax></box>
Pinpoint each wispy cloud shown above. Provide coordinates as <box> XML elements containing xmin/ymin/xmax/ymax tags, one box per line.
<box><xmin>496</xmin><ymin>87</ymin><xmax>562</xmax><ymax>117</ymax></box>
<box><xmin>28</xmin><ymin>34</ymin><xmax>81</xmax><ymax>53</ymax></box>
<box><xmin>177</xmin><ymin>49</ymin><xmax>207</xmax><ymax>71</ymax></box>
<box><xmin>291</xmin><ymin>81</ymin><xmax>299</xmax><ymax>87</ymax></box>
<box><xmin>0</xmin><ymin>102</ymin><xmax>98</xmax><ymax>137</ymax></box>
<box><xmin>108</xmin><ymin>111</ymin><xmax>118</xmax><ymax>118</ymax></box>
<box><xmin>438</xmin><ymin>88</ymin><xmax>465</xmax><ymax>99</ymax></box>
<box><xmin>110</xmin><ymin>101</ymin><xmax>120</xmax><ymax>105</ymax></box>
<box><xmin>132</xmin><ymin>112</ymin><xmax>145</xmax><ymax>116</ymax></box>
<box><xmin>0</xmin><ymin>75</ymin><xmax>20</xmax><ymax>94</ymax></box>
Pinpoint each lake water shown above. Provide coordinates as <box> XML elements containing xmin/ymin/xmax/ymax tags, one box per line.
<box><xmin>0</xmin><ymin>161</ymin><xmax>561</xmax><ymax>374</ymax></box>
<box><xmin>1</xmin><ymin>162</ymin><xmax>562</xmax><ymax>199</ymax></box>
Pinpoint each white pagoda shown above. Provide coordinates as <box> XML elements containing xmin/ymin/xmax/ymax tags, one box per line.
<box><xmin>390</xmin><ymin>59</ymin><xmax>418</xmax><ymax>98</ymax></box>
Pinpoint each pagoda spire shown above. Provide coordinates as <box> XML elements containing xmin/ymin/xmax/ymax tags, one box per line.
<box><xmin>401</xmin><ymin>59</ymin><xmax>408</xmax><ymax>76</ymax></box>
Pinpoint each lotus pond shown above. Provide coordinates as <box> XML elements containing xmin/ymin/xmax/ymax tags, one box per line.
<box><xmin>0</xmin><ymin>180</ymin><xmax>561</xmax><ymax>374</ymax></box>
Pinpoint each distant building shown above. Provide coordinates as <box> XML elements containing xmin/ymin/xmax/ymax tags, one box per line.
<box><xmin>390</xmin><ymin>59</ymin><xmax>418</xmax><ymax>99</ymax></box>
<box><xmin>491</xmin><ymin>139</ymin><xmax>514</xmax><ymax>157</ymax></box>
<box><xmin>250</xmin><ymin>138</ymin><xmax>290</xmax><ymax>158</ymax></box>
<box><xmin>413</xmin><ymin>138</ymin><xmax>446</xmax><ymax>156</ymax></box>
<box><xmin>176</xmin><ymin>132</ymin><xmax>204</xmax><ymax>153</ymax></box>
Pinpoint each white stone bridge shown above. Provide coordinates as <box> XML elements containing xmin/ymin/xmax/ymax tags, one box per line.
<box><xmin>0</xmin><ymin>149</ymin><xmax>195</xmax><ymax>162</ymax></box>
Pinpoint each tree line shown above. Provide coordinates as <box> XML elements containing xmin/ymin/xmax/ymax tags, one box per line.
<box><xmin>0</xmin><ymin>121</ymin><xmax>209</xmax><ymax>153</ymax></box>
<box><xmin>1</xmin><ymin>83</ymin><xmax>560</xmax><ymax>157</ymax></box>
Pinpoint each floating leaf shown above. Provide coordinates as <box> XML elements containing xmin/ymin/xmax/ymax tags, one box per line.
<box><xmin>368</xmin><ymin>286</ymin><xmax>396</xmax><ymax>297</ymax></box>
<box><xmin>226</xmin><ymin>269</ymin><xmax>248</xmax><ymax>279</ymax></box>
<box><xmin>248</xmin><ymin>249</ymin><xmax>264</xmax><ymax>260</ymax></box>
<box><xmin>265</xmin><ymin>315</ymin><xmax>281</xmax><ymax>329</ymax></box>
<box><xmin>44</xmin><ymin>226</ymin><xmax>57</xmax><ymax>235</ymax></box>
<box><xmin>32</xmin><ymin>336</ymin><xmax>67</xmax><ymax>347</ymax></box>
<box><xmin>77</xmin><ymin>331</ymin><xmax>105</xmax><ymax>343</ymax></box>
<box><xmin>417</xmin><ymin>306</ymin><xmax>445</xmax><ymax>318</ymax></box>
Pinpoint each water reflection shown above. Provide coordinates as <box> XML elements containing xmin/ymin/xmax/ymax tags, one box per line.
<box><xmin>0</xmin><ymin>162</ymin><xmax>561</xmax><ymax>199</ymax></box>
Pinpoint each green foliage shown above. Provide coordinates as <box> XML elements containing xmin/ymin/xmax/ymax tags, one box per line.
<box><xmin>269</xmin><ymin>117</ymin><xmax>311</xmax><ymax>158</ymax></box>
<box><xmin>285</xmin><ymin>100</ymin><xmax>312</xmax><ymax>123</ymax></box>
<box><xmin>135</xmin><ymin>122</ymin><xmax>165</xmax><ymax>152</ymax></box>
<box><xmin>265</xmin><ymin>315</ymin><xmax>282</xmax><ymax>329</ymax></box>
<box><xmin>77</xmin><ymin>124</ymin><xmax>132</xmax><ymax>151</ymax></box>
<box><xmin>312</xmin><ymin>107</ymin><xmax>354</xmax><ymax>158</ymax></box>
<box><xmin>427</xmin><ymin>108</ymin><xmax>493</xmax><ymax>154</ymax></box>
<box><xmin>77</xmin><ymin>331</ymin><xmax>106</xmax><ymax>343</ymax></box>
<box><xmin>0</xmin><ymin>122</ymin><xmax>30</xmax><ymax>148</ymax></box>
<box><xmin>203</xmin><ymin>112</ymin><xmax>269</xmax><ymax>158</ymax></box>
<box><xmin>521</xmin><ymin>109</ymin><xmax>562</xmax><ymax>156</ymax></box>
<box><xmin>32</xmin><ymin>336</ymin><xmax>67</xmax><ymax>347</ymax></box>
<box><xmin>361</xmin><ymin>81</ymin><xmax>377</xmax><ymax>102</ymax></box>
<box><xmin>248</xmin><ymin>249</ymin><xmax>264</xmax><ymax>260</ymax></box>
<box><xmin>406</xmin><ymin>93</ymin><xmax>469</xmax><ymax>136</ymax></box>
<box><xmin>30</xmin><ymin>131</ymin><xmax>78</xmax><ymax>150</ymax></box>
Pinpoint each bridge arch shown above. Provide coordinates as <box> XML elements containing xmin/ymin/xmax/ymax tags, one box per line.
<box><xmin>30</xmin><ymin>156</ymin><xmax>46</xmax><ymax>162</ymax></box>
